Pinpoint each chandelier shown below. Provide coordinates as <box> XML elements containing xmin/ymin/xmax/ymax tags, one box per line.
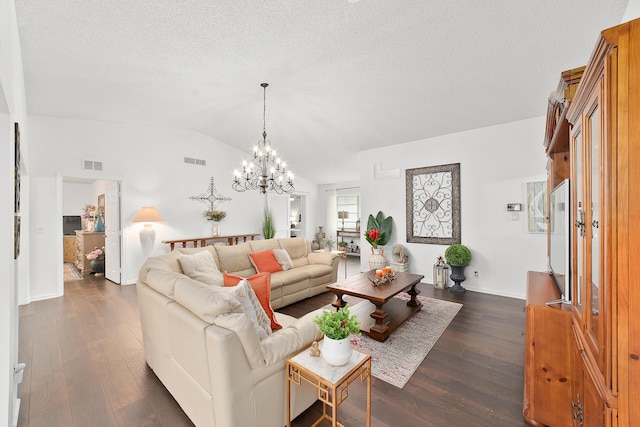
<box><xmin>232</xmin><ymin>83</ymin><xmax>294</xmax><ymax>194</ymax></box>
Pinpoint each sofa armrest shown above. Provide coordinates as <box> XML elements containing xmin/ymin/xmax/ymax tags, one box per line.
<box><xmin>213</xmin><ymin>309</ymin><xmax>323</xmax><ymax>368</ymax></box>
<box><xmin>307</xmin><ymin>251</ymin><xmax>338</xmax><ymax>266</ymax></box>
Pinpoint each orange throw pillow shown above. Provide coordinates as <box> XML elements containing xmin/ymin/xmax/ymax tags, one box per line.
<box><xmin>249</xmin><ymin>249</ymin><xmax>283</xmax><ymax>274</ymax></box>
<box><xmin>223</xmin><ymin>272</ymin><xmax>282</xmax><ymax>330</ymax></box>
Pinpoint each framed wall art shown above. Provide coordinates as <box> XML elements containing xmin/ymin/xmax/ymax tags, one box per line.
<box><xmin>526</xmin><ymin>181</ymin><xmax>547</xmax><ymax>233</ymax></box>
<box><xmin>14</xmin><ymin>122</ymin><xmax>20</xmax><ymax>214</ymax></box>
<box><xmin>405</xmin><ymin>163</ymin><xmax>461</xmax><ymax>245</ymax></box>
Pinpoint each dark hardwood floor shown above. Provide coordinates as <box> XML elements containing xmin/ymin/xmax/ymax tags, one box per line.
<box><xmin>18</xmin><ymin>262</ymin><xmax>528</xmax><ymax>426</ymax></box>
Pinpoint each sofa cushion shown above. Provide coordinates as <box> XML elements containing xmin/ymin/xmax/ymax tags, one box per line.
<box><xmin>272</xmin><ymin>248</ymin><xmax>294</xmax><ymax>271</ymax></box>
<box><xmin>249</xmin><ymin>238</ymin><xmax>280</xmax><ymax>253</ymax></box>
<box><xmin>298</xmin><ymin>264</ymin><xmax>335</xmax><ymax>279</ymax></box>
<box><xmin>219</xmin><ymin>280</ymin><xmax>271</xmax><ymax>340</ymax></box>
<box><xmin>278</xmin><ymin>237</ymin><xmax>309</xmax><ymax>265</ymax></box>
<box><xmin>248</xmin><ymin>249</ymin><xmax>283</xmax><ymax>274</ymax></box>
<box><xmin>178</xmin><ymin>250</ymin><xmax>223</xmax><ymax>286</ymax></box>
<box><xmin>174</xmin><ymin>276</ymin><xmax>243</xmax><ymax>323</ymax></box>
<box><xmin>224</xmin><ymin>272</ymin><xmax>282</xmax><ymax>331</ymax></box>
<box><xmin>271</xmin><ymin>268</ymin><xmax>310</xmax><ymax>286</ymax></box>
<box><xmin>216</xmin><ymin>243</ymin><xmax>256</xmax><ymax>276</ymax></box>
<box><xmin>145</xmin><ymin>268</ymin><xmax>184</xmax><ymax>299</ymax></box>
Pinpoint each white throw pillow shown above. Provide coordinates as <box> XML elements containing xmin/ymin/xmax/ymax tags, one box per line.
<box><xmin>178</xmin><ymin>250</ymin><xmax>223</xmax><ymax>287</ymax></box>
<box><xmin>272</xmin><ymin>248</ymin><xmax>294</xmax><ymax>271</ymax></box>
<box><xmin>220</xmin><ymin>280</ymin><xmax>272</xmax><ymax>340</ymax></box>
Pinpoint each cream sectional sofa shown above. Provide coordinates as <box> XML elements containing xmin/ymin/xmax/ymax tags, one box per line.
<box><xmin>136</xmin><ymin>237</ymin><xmax>339</xmax><ymax>426</ymax></box>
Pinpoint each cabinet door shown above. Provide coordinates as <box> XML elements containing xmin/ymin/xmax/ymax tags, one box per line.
<box><xmin>572</xmin><ymin>78</ymin><xmax>606</xmax><ymax>375</ymax></box>
<box><xmin>571</xmin><ymin>122</ymin><xmax>584</xmax><ymax>323</ymax></box>
<box><xmin>584</xmin><ymin>81</ymin><xmax>605</xmax><ymax>372</ymax></box>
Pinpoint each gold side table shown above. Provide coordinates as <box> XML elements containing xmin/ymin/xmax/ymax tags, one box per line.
<box><xmin>286</xmin><ymin>345</ymin><xmax>371</xmax><ymax>427</ymax></box>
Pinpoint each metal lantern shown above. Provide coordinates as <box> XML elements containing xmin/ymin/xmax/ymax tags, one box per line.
<box><xmin>433</xmin><ymin>257</ymin><xmax>449</xmax><ymax>289</ymax></box>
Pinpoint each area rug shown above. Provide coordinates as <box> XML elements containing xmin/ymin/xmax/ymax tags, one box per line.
<box><xmin>348</xmin><ymin>293</ymin><xmax>462</xmax><ymax>388</ymax></box>
<box><xmin>64</xmin><ymin>262</ymin><xmax>83</xmax><ymax>281</ymax></box>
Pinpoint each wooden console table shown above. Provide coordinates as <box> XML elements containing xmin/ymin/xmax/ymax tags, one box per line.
<box><xmin>162</xmin><ymin>234</ymin><xmax>260</xmax><ymax>251</ymax></box>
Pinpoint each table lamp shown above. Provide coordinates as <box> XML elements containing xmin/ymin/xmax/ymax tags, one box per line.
<box><xmin>338</xmin><ymin>211</ymin><xmax>349</xmax><ymax>230</ymax></box>
<box><xmin>132</xmin><ymin>206</ymin><xmax>164</xmax><ymax>247</ymax></box>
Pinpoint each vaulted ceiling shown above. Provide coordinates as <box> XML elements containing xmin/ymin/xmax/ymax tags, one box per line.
<box><xmin>15</xmin><ymin>0</ymin><xmax>629</xmax><ymax>184</ymax></box>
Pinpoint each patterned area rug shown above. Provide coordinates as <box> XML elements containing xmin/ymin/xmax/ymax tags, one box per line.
<box><xmin>349</xmin><ymin>293</ymin><xmax>462</xmax><ymax>388</ymax></box>
<box><xmin>64</xmin><ymin>262</ymin><xmax>83</xmax><ymax>281</ymax></box>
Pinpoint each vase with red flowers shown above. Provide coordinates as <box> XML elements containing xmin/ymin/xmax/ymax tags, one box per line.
<box><xmin>363</xmin><ymin>211</ymin><xmax>393</xmax><ymax>270</ymax></box>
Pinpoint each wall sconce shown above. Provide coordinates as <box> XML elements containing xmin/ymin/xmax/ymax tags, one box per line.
<box><xmin>338</xmin><ymin>211</ymin><xmax>349</xmax><ymax>230</ymax></box>
<box><xmin>132</xmin><ymin>206</ymin><xmax>164</xmax><ymax>249</ymax></box>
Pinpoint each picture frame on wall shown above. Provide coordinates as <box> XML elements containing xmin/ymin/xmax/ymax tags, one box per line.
<box><xmin>526</xmin><ymin>181</ymin><xmax>547</xmax><ymax>233</ymax></box>
<box><xmin>405</xmin><ymin>163</ymin><xmax>461</xmax><ymax>245</ymax></box>
<box><xmin>14</xmin><ymin>122</ymin><xmax>21</xmax><ymax>214</ymax></box>
<box><xmin>14</xmin><ymin>215</ymin><xmax>20</xmax><ymax>259</ymax></box>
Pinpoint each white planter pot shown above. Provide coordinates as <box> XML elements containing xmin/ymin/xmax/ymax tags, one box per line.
<box><xmin>322</xmin><ymin>336</ymin><xmax>353</xmax><ymax>366</ymax></box>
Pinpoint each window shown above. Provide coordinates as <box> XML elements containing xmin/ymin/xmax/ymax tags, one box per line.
<box><xmin>336</xmin><ymin>195</ymin><xmax>359</xmax><ymax>230</ymax></box>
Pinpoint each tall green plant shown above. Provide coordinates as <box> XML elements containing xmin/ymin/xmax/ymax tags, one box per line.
<box><xmin>262</xmin><ymin>208</ymin><xmax>276</xmax><ymax>239</ymax></box>
<box><xmin>364</xmin><ymin>211</ymin><xmax>393</xmax><ymax>247</ymax></box>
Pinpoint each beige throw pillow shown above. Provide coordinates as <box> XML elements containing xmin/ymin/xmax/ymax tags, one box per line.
<box><xmin>178</xmin><ymin>250</ymin><xmax>223</xmax><ymax>287</ymax></box>
<box><xmin>219</xmin><ymin>280</ymin><xmax>272</xmax><ymax>340</ymax></box>
<box><xmin>272</xmin><ymin>248</ymin><xmax>294</xmax><ymax>271</ymax></box>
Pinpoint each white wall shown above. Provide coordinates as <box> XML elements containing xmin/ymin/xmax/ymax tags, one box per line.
<box><xmin>623</xmin><ymin>0</ymin><xmax>640</xmax><ymax>21</ymax></box>
<box><xmin>0</xmin><ymin>0</ymin><xmax>28</xmax><ymax>423</ymax></box>
<box><xmin>62</xmin><ymin>181</ymin><xmax>92</xmax><ymax>215</ymax></box>
<box><xmin>27</xmin><ymin>115</ymin><xmax>319</xmax><ymax>298</ymax></box>
<box><xmin>358</xmin><ymin>117</ymin><xmax>548</xmax><ymax>299</ymax></box>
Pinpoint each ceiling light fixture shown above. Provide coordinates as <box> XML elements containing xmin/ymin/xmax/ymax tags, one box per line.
<box><xmin>233</xmin><ymin>83</ymin><xmax>294</xmax><ymax>194</ymax></box>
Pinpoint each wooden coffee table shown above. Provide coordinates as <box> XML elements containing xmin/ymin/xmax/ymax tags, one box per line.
<box><xmin>326</xmin><ymin>270</ymin><xmax>425</xmax><ymax>342</ymax></box>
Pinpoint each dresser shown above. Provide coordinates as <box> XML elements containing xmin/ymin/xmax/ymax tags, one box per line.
<box><xmin>75</xmin><ymin>231</ymin><xmax>105</xmax><ymax>273</ymax></box>
<box><xmin>63</xmin><ymin>236</ymin><xmax>76</xmax><ymax>263</ymax></box>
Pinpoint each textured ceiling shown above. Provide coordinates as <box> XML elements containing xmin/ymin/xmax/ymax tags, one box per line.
<box><xmin>15</xmin><ymin>0</ymin><xmax>629</xmax><ymax>185</ymax></box>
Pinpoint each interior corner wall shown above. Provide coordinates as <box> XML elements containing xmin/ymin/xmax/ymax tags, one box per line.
<box><xmin>27</xmin><ymin>115</ymin><xmax>319</xmax><ymax>299</ymax></box>
<box><xmin>358</xmin><ymin>116</ymin><xmax>548</xmax><ymax>299</ymax></box>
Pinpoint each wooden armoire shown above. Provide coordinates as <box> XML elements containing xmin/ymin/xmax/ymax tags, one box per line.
<box><xmin>524</xmin><ymin>17</ymin><xmax>640</xmax><ymax>427</ymax></box>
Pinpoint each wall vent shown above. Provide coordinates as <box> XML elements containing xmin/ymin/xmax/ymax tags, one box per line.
<box><xmin>83</xmin><ymin>160</ymin><xmax>103</xmax><ymax>171</ymax></box>
<box><xmin>184</xmin><ymin>157</ymin><xmax>206</xmax><ymax>166</ymax></box>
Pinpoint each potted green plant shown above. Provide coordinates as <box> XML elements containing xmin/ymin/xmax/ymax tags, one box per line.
<box><xmin>262</xmin><ymin>208</ymin><xmax>276</xmax><ymax>239</ymax></box>
<box><xmin>337</xmin><ymin>241</ymin><xmax>348</xmax><ymax>251</ymax></box>
<box><xmin>204</xmin><ymin>210</ymin><xmax>226</xmax><ymax>236</ymax></box>
<box><xmin>314</xmin><ymin>305</ymin><xmax>361</xmax><ymax>366</ymax></box>
<box><xmin>363</xmin><ymin>211</ymin><xmax>393</xmax><ymax>270</ymax></box>
<box><xmin>322</xmin><ymin>237</ymin><xmax>335</xmax><ymax>251</ymax></box>
<box><xmin>444</xmin><ymin>244</ymin><xmax>472</xmax><ymax>294</ymax></box>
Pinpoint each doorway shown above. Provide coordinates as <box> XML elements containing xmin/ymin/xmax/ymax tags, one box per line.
<box><xmin>61</xmin><ymin>177</ymin><xmax>123</xmax><ymax>285</ymax></box>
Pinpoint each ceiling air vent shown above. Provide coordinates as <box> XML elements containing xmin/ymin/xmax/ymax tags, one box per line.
<box><xmin>83</xmin><ymin>160</ymin><xmax>103</xmax><ymax>171</ymax></box>
<box><xmin>184</xmin><ymin>157</ymin><xmax>206</xmax><ymax>166</ymax></box>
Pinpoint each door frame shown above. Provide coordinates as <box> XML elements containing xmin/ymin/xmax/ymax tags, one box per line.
<box><xmin>57</xmin><ymin>174</ymin><xmax>126</xmax><ymax>293</ymax></box>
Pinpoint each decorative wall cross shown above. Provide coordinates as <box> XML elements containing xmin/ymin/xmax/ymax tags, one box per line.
<box><xmin>189</xmin><ymin>177</ymin><xmax>232</xmax><ymax>211</ymax></box>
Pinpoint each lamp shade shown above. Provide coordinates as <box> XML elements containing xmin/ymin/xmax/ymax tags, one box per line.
<box><xmin>338</xmin><ymin>211</ymin><xmax>349</xmax><ymax>219</ymax></box>
<box><xmin>132</xmin><ymin>207</ymin><xmax>164</xmax><ymax>223</ymax></box>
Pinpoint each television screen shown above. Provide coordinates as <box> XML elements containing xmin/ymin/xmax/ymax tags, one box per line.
<box><xmin>548</xmin><ymin>179</ymin><xmax>570</xmax><ymax>303</ymax></box>
<box><xmin>63</xmin><ymin>215</ymin><xmax>82</xmax><ymax>235</ymax></box>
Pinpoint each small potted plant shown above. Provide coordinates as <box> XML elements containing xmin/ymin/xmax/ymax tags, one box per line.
<box><xmin>322</xmin><ymin>237</ymin><xmax>336</xmax><ymax>251</ymax></box>
<box><xmin>204</xmin><ymin>210</ymin><xmax>226</xmax><ymax>236</ymax></box>
<box><xmin>364</xmin><ymin>211</ymin><xmax>393</xmax><ymax>270</ymax></box>
<box><xmin>337</xmin><ymin>241</ymin><xmax>348</xmax><ymax>252</ymax></box>
<box><xmin>314</xmin><ymin>305</ymin><xmax>361</xmax><ymax>365</ymax></box>
<box><xmin>262</xmin><ymin>208</ymin><xmax>276</xmax><ymax>239</ymax></box>
<box><xmin>444</xmin><ymin>244</ymin><xmax>472</xmax><ymax>294</ymax></box>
